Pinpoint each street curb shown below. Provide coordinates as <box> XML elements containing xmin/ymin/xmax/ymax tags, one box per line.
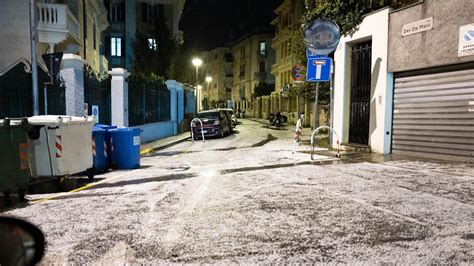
<box><xmin>140</xmin><ymin>135</ymin><xmax>190</xmax><ymax>155</ymax></box>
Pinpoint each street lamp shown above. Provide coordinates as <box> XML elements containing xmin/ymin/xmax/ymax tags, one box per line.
<box><xmin>192</xmin><ymin>58</ymin><xmax>202</xmax><ymax>84</ymax></box>
<box><xmin>192</xmin><ymin>58</ymin><xmax>203</xmax><ymax>112</ymax></box>
<box><xmin>197</xmin><ymin>85</ymin><xmax>203</xmax><ymax>112</ymax></box>
<box><xmin>205</xmin><ymin>76</ymin><xmax>212</xmax><ymax>109</ymax></box>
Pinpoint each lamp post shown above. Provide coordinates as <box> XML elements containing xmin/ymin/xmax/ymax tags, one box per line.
<box><xmin>205</xmin><ymin>76</ymin><xmax>212</xmax><ymax>109</ymax></box>
<box><xmin>192</xmin><ymin>58</ymin><xmax>203</xmax><ymax>112</ymax></box>
<box><xmin>197</xmin><ymin>85</ymin><xmax>203</xmax><ymax>113</ymax></box>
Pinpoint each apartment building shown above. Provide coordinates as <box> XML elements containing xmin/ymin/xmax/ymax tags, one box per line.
<box><xmin>0</xmin><ymin>0</ymin><xmax>109</xmax><ymax>75</ymax></box>
<box><xmin>270</xmin><ymin>0</ymin><xmax>305</xmax><ymax>94</ymax></box>
<box><xmin>231</xmin><ymin>28</ymin><xmax>275</xmax><ymax>103</ymax></box>
<box><xmin>104</xmin><ymin>0</ymin><xmax>185</xmax><ymax>70</ymax></box>
<box><xmin>204</xmin><ymin>47</ymin><xmax>234</xmax><ymax>108</ymax></box>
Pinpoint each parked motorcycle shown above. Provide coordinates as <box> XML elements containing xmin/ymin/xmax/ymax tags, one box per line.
<box><xmin>269</xmin><ymin>112</ymin><xmax>283</xmax><ymax>127</ymax></box>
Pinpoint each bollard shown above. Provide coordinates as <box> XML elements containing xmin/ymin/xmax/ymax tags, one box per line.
<box><xmin>310</xmin><ymin>126</ymin><xmax>341</xmax><ymax>160</ymax></box>
<box><xmin>190</xmin><ymin>118</ymin><xmax>205</xmax><ymax>144</ymax></box>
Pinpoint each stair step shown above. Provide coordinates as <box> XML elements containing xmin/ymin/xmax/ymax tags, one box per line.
<box><xmin>340</xmin><ymin>143</ymin><xmax>371</xmax><ymax>153</ymax></box>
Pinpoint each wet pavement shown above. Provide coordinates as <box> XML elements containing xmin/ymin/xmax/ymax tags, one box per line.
<box><xmin>2</xmin><ymin>119</ymin><xmax>474</xmax><ymax>264</ymax></box>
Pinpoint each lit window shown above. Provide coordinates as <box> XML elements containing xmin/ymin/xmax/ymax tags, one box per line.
<box><xmin>111</xmin><ymin>37</ymin><xmax>121</xmax><ymax>57</ymax></box>
<box><xmin>259</xmin><ymin>41</ymin><xmax>266</xmax><ymax>55</ymax></box>
<box><xmin>148</xmin><ymin>38</ymin><xmax>157</xmax><ymax>50</ymax></box>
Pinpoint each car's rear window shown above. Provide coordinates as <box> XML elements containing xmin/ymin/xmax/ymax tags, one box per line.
<box><xmin>198</xmin><ymin>112</ymin><xmax>220</xmax><ymax>120</ymax></box>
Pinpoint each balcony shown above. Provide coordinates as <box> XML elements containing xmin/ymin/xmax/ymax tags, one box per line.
<box><xmin>37</xmin><ymin>3</ymin><xmax>80</xmax><ymax>45</ymax></box>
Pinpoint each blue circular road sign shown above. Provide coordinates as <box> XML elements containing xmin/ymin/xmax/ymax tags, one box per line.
<box><xmin>304</xmin><ymin>19</ymin><xmax>341</xmax><ymax>55</ymax></box>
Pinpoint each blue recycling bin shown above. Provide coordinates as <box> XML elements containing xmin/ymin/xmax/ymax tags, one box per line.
<box><xmin>96</xmin><ymin>124</ymin><xmax>117</xmax><ymax>166</ymax></box>
<box><xmin>92</xmin><ymin>126</ymin><xmax>107</xmax><ymax>172</ymax></box>
<box><xmin>109</xmin><ymin>127</ymin><xmax>141</xmax><ymax>169</ymax></box>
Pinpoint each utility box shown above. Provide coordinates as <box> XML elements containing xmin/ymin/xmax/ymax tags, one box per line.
<box><xmin>27</xmin><ymin>116</ymin><xmax>94</xmax><ymax>178</ymax></box>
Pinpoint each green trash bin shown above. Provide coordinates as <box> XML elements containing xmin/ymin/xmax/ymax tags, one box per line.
<box><xmin>0</xmin><ymin>118</ymin><xmax>31</xmax><ymax>205</ymax></box>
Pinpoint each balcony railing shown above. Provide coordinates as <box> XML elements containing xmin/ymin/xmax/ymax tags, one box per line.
<box><xmin>37</xmin><ymin>3</ymin><xmax>80</xmax><ymax>44</ymax></box>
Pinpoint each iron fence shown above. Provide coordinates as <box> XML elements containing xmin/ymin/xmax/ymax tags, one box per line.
<box><xmin>128</xmin><ymin>77</ymin><xmax>170</xmax><ymax>126</ymax></box>
<box><xmin>0</xmin><ymin>62</ymin><xmax>65</xmax><ymax>118</ymax></box>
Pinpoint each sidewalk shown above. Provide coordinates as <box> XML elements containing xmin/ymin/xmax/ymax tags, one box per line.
<box><xmin>140</xmin><ymin>132</ymin><xmax>190</xmax><ymax>155</ymax></box>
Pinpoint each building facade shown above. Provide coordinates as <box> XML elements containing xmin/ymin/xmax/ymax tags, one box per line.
<box><xmin>270</xmin><ymin>0</ymin><xmax>305</xmax><ymax>94</ymax></box>
<box><xmin>104</xmin><ymin>0</ymin><xmax>185</xmax><ymax>70</ymax></box>
<box><xmin>333</xmin><ymin>8</ymin><xmax>392</xmax><ymax>154</ymax></box>
<box><xmin>203</xmin><ymin>47</ymin><xmax>234</xmax><ymax>108</ymax></box>
<box><xmin>387</xmin><ymin>0</ymin><xmax>474</xmax><ymax>162</ymax></box>
<box><xmin>332</xmin><ymin>0</ymin><xmax>474</xmax><ymax>163</ymax></box>
<box><xmin>231</xmin><ymin>28</ymin><xmax>275</xmax><ymax>108</ymax></box>
<box><xmin>0</xmin><ymin>0</ymin><xmax>109</xmax><ymax>75</ymax></box>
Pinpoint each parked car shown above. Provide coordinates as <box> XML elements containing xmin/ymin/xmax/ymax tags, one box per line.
<box><xmin>220</xmin><ymin>108</ymin><xmax>237</xmax><ymax>128</ymax></box>
<box><xmin>191</xmin><ymin>110</ymin><xmax>233</xmax><ymax>139</ymax></box>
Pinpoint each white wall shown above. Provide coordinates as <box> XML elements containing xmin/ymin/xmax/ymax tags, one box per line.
<box><xmin>333</xmin><ymin>8</ymin><xmax>393</xmax><ymax>154</ymax></box>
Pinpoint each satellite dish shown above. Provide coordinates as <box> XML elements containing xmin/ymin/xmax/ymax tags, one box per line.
<box><xmin>304</xmin><ymin>19</ymin><xmax>341</xmax><ymax>56</ymax></box>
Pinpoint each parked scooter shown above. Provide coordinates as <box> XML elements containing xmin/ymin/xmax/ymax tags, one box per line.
<box><xmin>236</xmin><ymin>110</ymin><xmax>245</xmax><ymax>118</ymax></box>
<box><xmin>269</xmin><ymin>112</ymin><xmax>283</xmax><ymax>127</ymax></box>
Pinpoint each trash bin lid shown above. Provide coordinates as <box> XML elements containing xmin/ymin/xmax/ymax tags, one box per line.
<box><xmin>92</xmin><ymin>126</ymin><xmax>107</xmax><ymax>132</ymax></box>
<box><xmin>28</xmin><ymin>115</ymin><xmax>94</xmax><ymax>126</ymax></box>
<box><xmin>95</xmin><ymin>124</ymin><xmax>118</xmax><ymax>130</ymax></box>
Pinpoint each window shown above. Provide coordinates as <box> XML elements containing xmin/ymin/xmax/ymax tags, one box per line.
<box><xmin>110</xmin><ymin>4</ymin><xmax>122</xmax><ymax>22</ymax></box>
<box><xmin>111</xmin><ymin>37</ymin><xmax>121</xmax><ymax>57</ymax></box>
<box><xmin>224</xmin><ymin>53</ymin><xmax>233</xmax><ymax>62</ymax></box>
<box><xmin>240</xmin><ymin>48</ymin><xmax>245</xmax><ymax>59</ymax></box>
<box><xmin>259</xmin><ymin>41</ymin><xmax>266</xmax><ymax>55</ymax></box>
<box><xmin>148</xmin><ymin>38</ymin><xmax>157</xmax><ymax>50</ymax></box>
<box><xmin>225</xmin><ymin>67</ymin><xmax>233</xmax><ymax>77</ymax></box>
<box><xmin>239</xmin><ymin>63</ymin><xmax>246</xmax><ymax>79</ymax></box>
<box><xmin>225</xmin><ymin>83</ymin><xmax>232</xmax><ymax>93</ymax></box>
<box><xmin>142</xmin><ymin>3</ymin><xmax>162</xmax><ymax>23</ymax></box>
<box><xmin>215</xmin><ymin>54</ymin><xmax>218</xmax><ymax>60</ymax></box>
<box><xmin>259</xmin><ymin>61</ymin><xmax>265</xmax><ymax>73</ymax></box>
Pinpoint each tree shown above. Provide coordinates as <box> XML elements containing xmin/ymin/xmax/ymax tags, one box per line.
<box><xmin>167</xmin><ymin>46</ymin><xmax>202</xmax><ymax>84</ymax></box>
<box><xmin>133</xmin><ymin>13</ymin><xmax>177</xmax><ymax>78</ymax></box>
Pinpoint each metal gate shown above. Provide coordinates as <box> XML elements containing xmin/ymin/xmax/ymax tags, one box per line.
<box><xmin>349</xmin><ymin>41</ymin><xmax>372</xmax><ymax>145</ymax></box>
<box><xmin>84</xmin><ymin>72</ymin><xmax>111</xmax><ymax>125</ymax></box>
<box><xmin>0</xmin><ymin>61</ymin><xmax>65</xmax><ymax>118</ymax></box>
<box><xmin>392</xmin><ymin>68</ymin><xmax>474</xmax><ymax>162</ymax></box>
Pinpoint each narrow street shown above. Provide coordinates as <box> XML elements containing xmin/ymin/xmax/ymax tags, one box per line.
<box><xmin>3</xmin><ymin>119</ymin><xmax>473</xmax><ymax>264</ymax></box>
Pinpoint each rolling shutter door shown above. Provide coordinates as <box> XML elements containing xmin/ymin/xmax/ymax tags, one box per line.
<box><xmin>392</xmin><ymin>68</ymin><xmax>474</xmax><ymax>162</ymax></box>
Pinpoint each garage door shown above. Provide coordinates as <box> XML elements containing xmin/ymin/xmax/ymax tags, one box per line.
<box><xmin>392</xmin><ymin>68</ymin><xmax>474</xmax><ymax>162</ymax></box>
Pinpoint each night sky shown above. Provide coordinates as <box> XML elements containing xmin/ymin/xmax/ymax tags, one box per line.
<box><xmin>180</xmin><ymin>0</ymin><xmax>283</xmax><ymax>51</ymax></box>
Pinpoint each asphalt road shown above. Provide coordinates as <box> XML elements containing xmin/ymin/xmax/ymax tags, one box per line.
<box><xmin>4</xmin><ymin>119</ymin><xmax>474</xmax><ymax>264</ymax></box>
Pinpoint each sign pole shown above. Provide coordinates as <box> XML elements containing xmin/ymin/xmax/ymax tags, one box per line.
<box><xmin>329</xmin><ymin>65</ymin><xmax>334</xmax><ymax>148</ymax></box>
<box><xmin>29</xmin><ymin>0</ymin><xmax>39</xmax><ymax>116</ymax></box>
<box><xmin>313</xmin><ymin>82</ymin><xmax>319</xmax><ymax>130</ymax></box>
